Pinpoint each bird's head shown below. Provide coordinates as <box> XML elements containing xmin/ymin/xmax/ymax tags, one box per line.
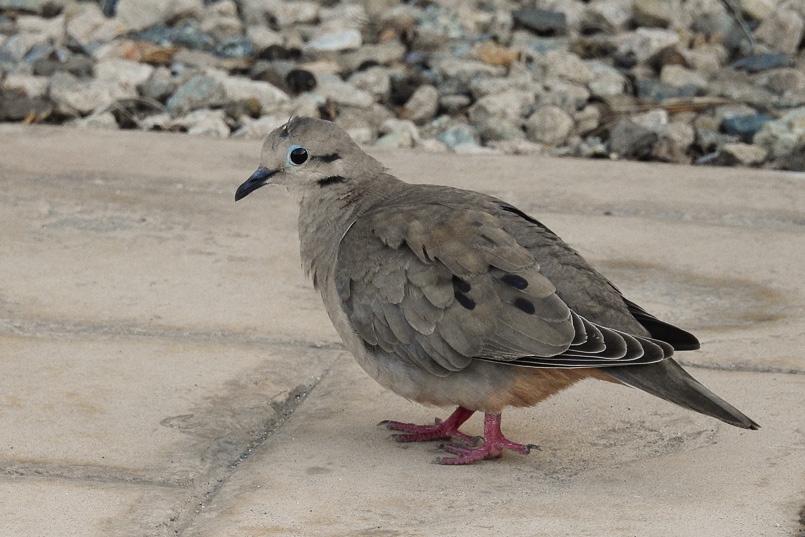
<box><xmin>235</xmin><ymin>116</ymin><xmax>383</xmax><ymax>201</ymax></box>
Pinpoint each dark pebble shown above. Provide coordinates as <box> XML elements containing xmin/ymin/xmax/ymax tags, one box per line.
<box><xmin>720</xmin><ymin>113</ymin><xmax>772</xmax><ymax>143</ymax></box>
<box><xmin>513</xmin><ymin>7</ymin><xmax>567</xmax><ymax>36</ymax></box>
<box><xmin>32</xmin><ymin>54</ymin><xmax>94</xmax><ymax>78</ymax></box>
<box><xmin>636</xmin><ymin>79</ymin><xmax>699</xmax><ymax>102</ymax></box>
<box><xmin>259</xmin><ymin>44</ymin><xmax>301</xmax><ymax>61</ymax></box>
<box><xmin>730</xmin><ymin>53</ymin><xmax>792</xmax><ymax>73</ymax></box>
<box><xmin>285</xmin><ymin>69</ymin><xmax>316</xmax><ymax>94</ymax></box>
<box><xmin>0</xmin><ymin>91</ymin><xmax>52</xmax><ymax>122</ymax></box>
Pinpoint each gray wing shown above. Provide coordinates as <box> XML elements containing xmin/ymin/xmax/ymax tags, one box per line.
<box><xmin>335</xmin><ymin>200</ymin><xmax>673</xmax><ymax>377</ymax></box>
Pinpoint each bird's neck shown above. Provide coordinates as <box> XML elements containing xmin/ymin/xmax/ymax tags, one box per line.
<box><xmin>298</xmin><ymin>172</ymin><xmax>401</xmax><ymax>289</ymax></box>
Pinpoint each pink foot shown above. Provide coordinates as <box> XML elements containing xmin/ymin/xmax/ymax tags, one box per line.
<box><xmin>380</xmin><ymin>407</ymin><xmax>479</xmax><ymax>446</ymax></box>
<box><xmin>435</xmin><ymin>413</ymin><xmax>539</xmax><ymax>465</ymax></box>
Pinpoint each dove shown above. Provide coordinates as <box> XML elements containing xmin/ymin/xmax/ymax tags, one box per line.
<box><xmin>235</xmin><ymin>117</ymin><xmax>759</xmax><ymax>465</ymax></box>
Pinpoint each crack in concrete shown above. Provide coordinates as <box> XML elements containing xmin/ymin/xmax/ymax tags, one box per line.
<box><xmin>0</xmin><ymin>315</ymin><xmax>344</xmax><ymax>352</ymax></box>
<box><xmin>166</xmin><ymin>370</ymin><xmax>335</xmax><ymax>537</ymax></box>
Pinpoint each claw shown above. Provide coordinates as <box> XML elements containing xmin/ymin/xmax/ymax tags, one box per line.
<box><xmin>434</xmin><ymin>413</ymin><xmax>538</xmax><ymax>465</ymax></box>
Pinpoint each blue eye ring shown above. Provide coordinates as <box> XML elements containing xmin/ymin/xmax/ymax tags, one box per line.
<box><xmin>287</xmin><ymin>145</ymin><xmax>309</xmax><ymax>166</ymax></box>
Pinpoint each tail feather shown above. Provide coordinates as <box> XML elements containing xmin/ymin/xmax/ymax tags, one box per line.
<box><xmin>603</xmin><ymin>359</ymin><xmax>760</xmax><ymax>430</ymax></box>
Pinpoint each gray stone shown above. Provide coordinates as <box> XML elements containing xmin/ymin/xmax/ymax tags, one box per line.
<box><xmin>741</xmin><ymin>0</ymin><xmax>778</xmax><ymax>21</ymax></box>
<box><xmin>659</xmin><ymin>65</ymin><xmax>710</xmax><ymax>90</ymax></box>
<box><xmin>512</xmin><ymin>7</ymin><xmax>567</xmax><ymax>35</ymax></box>
<box><xmin>0</xmin><ymin>90</ymin><xmax>52</xmax><ymax>121</ymax></box>
<box><xmin>212</xmin><ymin>74</ymin><xmax>290</xmax><ymax>110</ymax></box>
<box><xmin>71</xmin><ymin>111</ymin><xmax>119</xmax><ymax>130</ymax></box>
<box><xmin>0</xmin><ymin>0</ymin><xmax>67</xmax><ymax>14</ymax></box>
<box><xmin>574</xmin><ymin>105</ymin><xmax>602</xmax><ymax>136</ymax></box>
<box><xmin>137</xmin><ymin>67</ymin><xmax>177</xmax><ymax>102</ymax></box>
<box><xmin>753</xmin><ymin>106</ymin><xmax>805</xmax><ymax>159</ymax></box>
<box><xmin>608</xmin><ymin>119</ymin><xmax>659</xmax><ymax>159</ymax></box>
<box><xmin>2</xmin><ymin>73</ymin><xmax>49</xmax><ymax>98</ymax></box>
<box><xmin>94</xmin><ymin>59</ymin><xmax>154</xmax><ymax>89</ymax></box>
<box><xmin>348</xmin><ymin>67</ymin><xmax>391</xmax><ymax>103</ymax></box>
<box><xmin>115</xmin><ymin>0</ymin><xmax>204</xmax><ymax>33</ymax></box>
<box><xmin>541</xmin><ymin>79</ymin><xmax>590</xmax><ymax>112</ymax></box>
<box><xmin>582</xmin><ymin>0</ymin><xmax>632</xmax><ymax>34</ymax></box>
<box><xmin>436</xmin><ymin>123</ymin><xmax>479</xmax><ymax>149</ymax></box>
<box><xmin>718</xmin><ymin>142</ymin><xmax>769</xmax><ymax>166</ymax></box>
<box><xmin>402</xmin><ymin>84</ymin><xmax>439</xmax><ymax>125</ymax></box>
<box><xmin>633</xmin><ymin>0</ymin><xmax>676</xmax><ymax>27</ymax></box>
<box><xmin>439</xmin><ymin>94</ymin><xmax>472</xmax><ymax>114</ymax></box>
<box><xmin>304</xmin><ymin>29</ymin><xmax>362</xmax><ymax>53</ymax></box>
<box><xmin>0</xmin><ymin>33</ymin><xmax>48</xmax><ymax>64</ymax></box>
<box><xmin>754</xmin><ymin>68</ymin><xmax>805</xmax><ymax>102</ymax></box>
<box><xmin>753</xmin><ymin>9</ymin><xmax>805</xmax><ymax>54</ymax></box>
<box><xmin>637</xmin><ymin>79</ymin><xmax>699</xmax><ymax>102</ymax></box>
<box><xmin>730</xmin><ymin>53</ymin><xmax>793</xmax><ymax>73</ymax></box>
<box><xmin>314</xmin><ymin>78</ymin><xmax>374</xmax><ymax>109</ymax></box>
<box><xmin>588</xmin><ymin>62</ymin><xmax>627</xmax><ymax>98</ymax></box>
<box><xmin>432</xmin><ymin>57</ymin><xmax>506</xmax><ymax>93</ymax></box>
<box><xmin>721</xmin><ymin>113</ymin><xmax>773</xmax><ymax>143</ymax></box>
<box><xmin>166</xmin><ymin>74</ymin><xmax>227</xmax><ymax>117</ymax></box>
<box><xmin>49</xmin><ymin>71</ymin><xmax>137</xmax><ymax>115</ymax></box>
<box><xmin>618</xmin><ymin>28</ymin><xmax>681</xmax><ymax>63</ymax></box>
<box><xmin>468</xmin><ymin>89</ymin><xmax>535</xmax><ymax>124</ymax></box>
<box><xmin>577</xmin><ymin>136</ymin><xmax>609</xmax><ymax>158</ymax></box>
<box><xmin>338</xmin><ymin>40</ymin><xmax>407</xmax><ymax>72</ymax></box>
<box><xmin>525</xmin><ymin>105</ymin><xmax>575</xmax><ymax>146</ymax></box>
<box><xmin>231</xmin><ymin>115</ymin><xmax>287</xmax><ymax>139</ymax></box>
<box><xmin>476</xmin><ymin>115</ymin><xmax>526</xmax><ymax>143</ymax></box>
<box><xmin>375</xmin><ymin>118</ymin><xmax>419</xmax><ymax>148</ymax></box>
<box><xmin>632</xmin><ymin>109</ymin><xmax>669</xmax><ymax>134</ymax></box>
<box><xmin>172</xmin><ymin>109</ymin><xmax>230</xmax><ymax>137</ymax></box>
<box><xmin>543</xmin><ymin>50</ymin><xmax>595</xmax><ymax>85</ymax></box>
<box><xmin>680</xmin><ymin>45</ymin><xmax>726</xmax><ymax>75</ymax></box>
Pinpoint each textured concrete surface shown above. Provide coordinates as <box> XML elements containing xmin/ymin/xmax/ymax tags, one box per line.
<box><xmin>0</xmin><ymin>125</ymin><xmax>803</xmax><ymax>536</ymax></box>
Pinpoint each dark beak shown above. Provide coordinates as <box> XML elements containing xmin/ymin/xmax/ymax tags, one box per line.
<box><xmin>235</xmin><ymin>167</ymin><xmax>275</xmax><ymax>201</ymax></box>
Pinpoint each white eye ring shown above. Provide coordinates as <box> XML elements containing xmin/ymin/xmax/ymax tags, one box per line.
<box><xmin>287</xmin><ymin>145</ymin><xmax>309</xmax><ymax>166</ymax></box>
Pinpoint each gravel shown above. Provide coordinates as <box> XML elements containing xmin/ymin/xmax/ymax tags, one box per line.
<box><xmin>0</xmin><ymin>0</ymin><xmax>803</xmax><ymax>170</ymax></box>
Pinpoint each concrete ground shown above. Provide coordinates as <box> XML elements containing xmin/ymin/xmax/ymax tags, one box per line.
<box><xmin>0</xmin><ymin>124</ymin><xmax>803</xmax><ymax>537</ymax></box>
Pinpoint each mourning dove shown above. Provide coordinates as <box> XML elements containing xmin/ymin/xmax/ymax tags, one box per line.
<box><xmin>235</xmin><ymin>117</ymin><xmax>759</xmax><ymax>465</ymax></box>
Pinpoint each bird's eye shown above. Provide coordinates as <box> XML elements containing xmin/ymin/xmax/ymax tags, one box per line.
<box><xmin>288</xmin><ymin>145</ymin><xmax>309</xmax><ymax>165</ymax></box>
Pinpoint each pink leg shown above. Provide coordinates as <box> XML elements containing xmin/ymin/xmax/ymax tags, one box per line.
<box><xmin>380</xmin><ymin>406</ymin><xmax>479</xmax><ymax>446</ymax></box>
<box><xmin>436</xmin><ymin>413</ymin><xmax>539</xmax><ymax>465</ymax></box>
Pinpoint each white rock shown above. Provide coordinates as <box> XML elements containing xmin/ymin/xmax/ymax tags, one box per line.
<box><xmin>315</xmin><ymin>79</ymin><xmax>374</xmax><ymax>109</ymax></box>
<box><xmin>66</xmin><ymin>3</ymin><xmax>124</xmax><ymax>45</ymax></box>
<box><xmin>345</xmin><ymin>127</ymin><xmax>374</xmax><ymax>145</ymax></box>
<box><xmin>208</xmin><ymin>0</ymin><xmax>238</xmax><ymax>17</ymax></box>
<box><xmin>679</xmin><ymin>46</ymin><xmax>725</xmax><ymax>75</ymax></box>
<box><xmin>2</xmin><ymin>74</ymin><xmax>50</xmax><ymax>98</ymax></box>
<box><xmin>304</xmin><ymin>28</ymin><xmax>362</xmax><ymax>52</ymax></box>
<box><xmin>139</xmin><ymin>113</ymin><xmax>172</xmax><ymax>131</ymax></box>
<box><xmin>419</xmin><ymin>138</ymin><xmax>449</xmax><ymax>153</ymax></box>
<box><xmin>115</xmin><ymin>0</ymin><xmax>204</xmax><ymax>33</ymax></box>
<box><xmin>200</xmin><ymin>14</ymin><xmax>243</xmax><ymax>42</ymax></box>
<box><xmin>402</xmin><ymin>84</ymin><xmax>440</xmax><ymax>125</ymax></box>
<box><xmin>173</xmin><ymin>109</ymin><xmax>230</xmax><ymax>138</ymax></box>
<box><xmin>94</xmin><ymin>59</ymin><xmax>154</xmax><ymax>89</ymax></box>
<box><xmin>0</xmin><ymin>32</ymin><xmax>49</xmax><ymax>62</ymax></box>
<box><xmin>16</xmin><ymin>14</ymin><xmax>65</xmax><ymax>41</ymax></box>
<box><xmin>583</xmin><ymin>0</ymin><xmax>633</xmax><ymax>33</ymax></box>
<box><xmin>753</xmin><ymin>9</ymin><xmax>805</xmax><ymax>54</ymax></box>
<box><xmin>632</xmin><ymin>109</ymin><xmax>669</xmax><ymax>133</ymax></box>
<box><xmin>49</xmin><ymin>71</ymin><xmax>137</xmax><ymax>115</ymax></box>
<box><xmin>543</xmin><ymin>50</ymin><xmax>595</xmax><ymax>85</ymax></box>
<box><xmin>662</xmin><ymin>121</ymin><xmax>696</xmax><ymax>149</ymax></box>
<box><xmin>721</xmin><ymin>143</ymin><xmax>768</xmax><ymax>165</ymax></box>
<box><xmin>574</xmin><ymin>105</ymin><xmax>602</xmax><ymax>136</ymax></box>
<box><xmin>618</xmin><ymin>28</ymin><xmax>681</xmax><ymax>63</ymax></box>
<box><xmin>71</xmin><ymin>111</ymin><xmax>119</xmax><ymax>130</ymax></box>
<box><xmin>246</xmin><ymin>25</ymin><xmax>284</xmax><ymax>51</ymax></box>
<box><xmin>232</xmin><ymin>115</ymin><xmax>288</xmax><ymax>139</ymax></box>
<box><xmin>588</xmin><ymin>62</ymin><xmax>627</xmax><ymax>97</ymax></box>
<box><xmin>741</xmin><ymin>0</ymin><xmax>779</xmax><ymax>21</ymax></box>
<box><xmin>258</xmin><ymin>0</ymin><xmax>320</xmax><ymax>26</ymax></box>
<box><xmin>754</xmin><ymin>107</ymin><xmax>805</xmax><ymax>158</ymax></box>
<box><xmin>525</xmin><ymin>105</ymin><xmax>575</xmax><ymax>146</ymax></box>
<box><xmin>468</xmin><ymin>89</ymin><xmax>535</xmax><ymax>124</ymax></box>
<box><xmin>488</xmin><ymin>139</ymin><xmax>544</xmax><ymax>156</ymax></box>
<box><xmin>660</xmin><ymin>64</ymin><xmax>710</xmax><ymax>89</ymax></box>
<box><xmin>209</xmin><ymin>74</ymin><xmax>290</xmax><ymax>109</ymax></box>
<box><xmin>348</xmin><ymin>67</ymin><xmax>391</xmax><ymax>102</ymax></box>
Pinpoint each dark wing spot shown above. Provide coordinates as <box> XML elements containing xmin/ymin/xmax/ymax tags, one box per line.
<box><xmin>317</xmin><ymin>175</ymin><xmax>346</xmax><ymax>187</ymax></box>
<box><xmin>513</xmin><ymin>297</ymin><xmax>536</xmax><ymax>314</ymax></box>
<box><xmin>501</xmin><ymin>274</ymin><xmax>528</xmax><ymax>290</ymax></box>
<box><xmin>499</xmin><ymin>204</ymin><xmax>556</xmax><ymax>234</ymax></box>
<box><xmin>454</xmin><ymin>290</ymin><xmax>476</xmax><ymax>310</ymax></box>
<box><xmin>452</xmin><ymin>275</ymin><xmax>471</xmax><ymax>293</ymax></box>
<box><xmin>316</xmin><ymin>153</ymin><xmax>341</xmax><ymax>163</ymax></box>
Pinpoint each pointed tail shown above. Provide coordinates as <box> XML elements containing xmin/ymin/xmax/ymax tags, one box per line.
<box><xmin>603</xmin><ymin>359</ymin><xmax>759</xmax><ymax>430</ymax></box>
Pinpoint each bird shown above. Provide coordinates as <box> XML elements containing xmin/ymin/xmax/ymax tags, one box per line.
<box><xmin>235</xmin><ymin>116</ymin><xmax>759</xmax><ymax>465</ymax></box>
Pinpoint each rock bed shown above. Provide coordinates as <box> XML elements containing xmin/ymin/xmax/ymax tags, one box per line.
<box><xmin>0</xmin><ymin>0</ymin><xmax>803</xmax><ymax>170</ymax></box>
